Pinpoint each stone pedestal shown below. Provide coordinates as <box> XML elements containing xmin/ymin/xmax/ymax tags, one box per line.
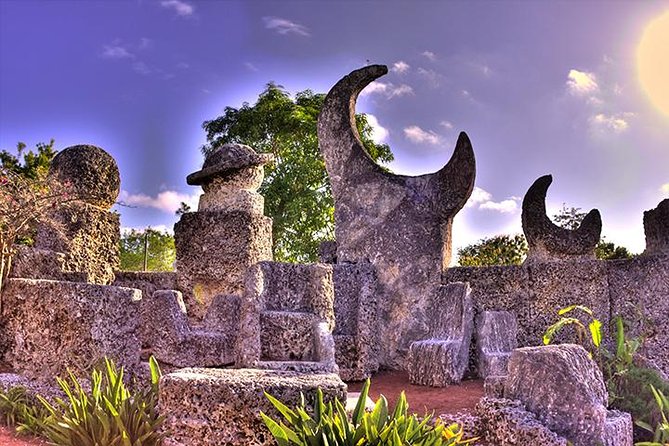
<box><xmin>174</xmin><ymin>211</ymin><xmax>272</xmax><ymax>319</ymax></box>
<box><xmin>159</xmin><ymin>368</ymin><xmax>346</xmax><ymax>446</ymax></box>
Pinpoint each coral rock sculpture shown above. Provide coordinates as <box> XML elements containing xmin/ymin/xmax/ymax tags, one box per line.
<box><xmin>643</xmin><ymin>198</ymin><xmax>669</xmax><ymax>255</ymax></box>
<box><xmin>522</xmin><ymin>174</ymin><xmax>601</xmax><ymax>264</ymax></box>
<box><xmin>318</xmin><ymin>65</ymin><xmax>475</xmax><ymax>367</ymax></box>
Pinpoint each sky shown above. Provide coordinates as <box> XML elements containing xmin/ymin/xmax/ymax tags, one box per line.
<box><xmin>1</xmin><ymin>0</ymin><xmax>668</xmax><ymax>257</ymax></box>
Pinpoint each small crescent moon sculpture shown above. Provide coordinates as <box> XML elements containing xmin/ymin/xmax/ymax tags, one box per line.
<box><xmin>522</xmin><ymin>174</ymin><xmax>601</xmax><ymax>263</ymax></box>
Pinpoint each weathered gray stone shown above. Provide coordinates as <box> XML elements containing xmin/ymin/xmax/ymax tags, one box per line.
<box><xmin>476</xmin><ymin>397</ymin><xmax>568</xmax><ymax>446</ymax></box>
<box><xmin>319</xmin><ymin>240</ymin><xmax>337</xmax><ymax>264</ymax></box>
<box><xmin>522</xmin><ymin>175</ymin><xmax>601</xmax><ymax>263</ymax></box>
<box><xmin>141</xmin><ymin>290</ymin><xmax>234</xmax><ymax>367</ymax></box>
<box><xmin>476</xmin><ymin>311</ymin><xmax>517</xmax><ymax>378</ymax></box>
<box><xmin>601</xmin><ymin>410</ymin><xmax>633</xmax><ymax>446</ymax></box>
<box><xmin>608</xmin><ymin>254</ymin><xmax>669</xmax><ymax>377</ymax></box>
<box><xmin>186</xmin><ymin>143</ymin><xmax>273</xmax><ymax>188</ymax></box>
<box><xmin>49</xmin><ymin>144</ymin><xmax>120</xmax><ymax>209</ymax></box>
<box><xmin>643</xmin><ymin>198</ymin><xmax>669</xmax><ymax>255</ymax></box>
<box><xmin>504</xmin><ymin>344</ymin><xmax>608</xmax><ymax>446</ymax></box>
<box><xmin>318</xmin><ymin>65</ymin><xmax>475</xmax><ymax>368</ymax></box>
<box><xmin>0</xmin><ymin>373</ymin><xmax>65</xmax><ymax>405</ymax></box>
<box><xmin>236</xmin><ymin>262</ymin><xmax>337</xmax><ymax>373</ymax></box>
<box><xmin>112</xmin><ymin>271</ymin><xmax>178</xmax><ymax>298</ymax></box>
<box><xmin>36</xmin><ymin>201</ymin><xmax>120</xmax><ymax>285</ymax></box>
<box><xmin>159</xmin><ymin>368</ymin><xmax>346</xmax><ymax>446</ymax></box>
<box><xmin>332</xmin><ymin>262</ymin><xmax>379</xmax><ymax>381</ymax></box>
<box><xmin>174</xmin><ymin>211</ymin><xmax>272</xmax><ymax>320</ymax></box>
<box><xmin>9</xmin><ymin>246</ymin><xmax>86</xmax><ymax>282</ymax></box>
<box><xmin>0</xmin><ymin>278</ymin><xmax>141</xmax><ymax>381</ymax></box>
<box><xmin>407</xmin><ymin>283</ymin><xmax>473</xmax><ymax>386</ymax></box>
<box><xmin>484</xmin><ymin>375</ymin><xmax>507</xmax><ymax>398</ymax></box>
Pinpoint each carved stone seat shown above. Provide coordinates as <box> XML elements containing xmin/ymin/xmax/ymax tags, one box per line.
<box><xmin>236</xmin><ymin>262</ymin><xmax>338</xmax><ymax>373</ymax></box>
<box><xmin>476</xmin><ymin>310</ymin><xmax>518</xmax><ymax>378</ymax></box>
<box><xmin>407</xmin><ymin>282</ymin><xmax>473</xmax><ymax>387</ymax></box>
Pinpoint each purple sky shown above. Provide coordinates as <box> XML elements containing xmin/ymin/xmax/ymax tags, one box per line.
<box><xmin>1</xmin><ymin>0</ymin><xmax>668</xmax><ymax>256</ymax></box>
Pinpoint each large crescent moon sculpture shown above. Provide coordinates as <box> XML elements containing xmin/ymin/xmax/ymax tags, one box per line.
<box><xmin>317</xmin><ymin>64</ymin><xmax>475</xmax><ymax>367</ymax></box>
<box><xmin>521</xmin><ymin>174</ymin><xmax>601</xmax><ymax>263</ymax></box>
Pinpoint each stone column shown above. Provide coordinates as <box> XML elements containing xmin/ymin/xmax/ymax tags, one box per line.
<box><xmin>643</xmin><ymin>198</ymin><xmax>669</xmax><ymax>255</ymax></box>
<box><xmin>35</xmin><ymin>145</ymin><xmax>121</xmax><ymax>285</ymax></box>
<box><xmin>175</xmin><ymin>144</ymin><xmax>273</xmax><ymax>320</ymax></box>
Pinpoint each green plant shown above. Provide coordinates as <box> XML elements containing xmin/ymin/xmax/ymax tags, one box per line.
<box><xmin>635</xmin><ymin>385</ymin><xmax>669</xmax><ymax>446</ymax></box>
<box><xmin>0</xmin><ymin>386</ymin><xmax>50</xmax><ymax>435</ymax></box>
<box><xmin>36</xmin><ymin>356</ymin><xmax>165</xmax><ymax>446</ymax></box>
<box><xmin>543</xmin><ymin>305</ymin><xmax>603</xmax><ymax>365</ymax></box>
<box><xmin>260</xmin><ymin>379</ymin><xmax>475</xmax><ymax>446</ymax></box>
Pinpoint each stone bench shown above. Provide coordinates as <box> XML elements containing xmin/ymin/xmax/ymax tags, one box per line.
<box><xmin>160</xmin><ymin>368</ymin><xmax>346</xmax><ymax>446</ymax></box>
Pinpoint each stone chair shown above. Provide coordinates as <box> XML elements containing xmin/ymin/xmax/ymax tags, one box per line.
<box><xmin>476</xmin><ymin>310</ymin><xmax>518</xmax><ymax>378</ymax></box>
<box><xmin>407</xmin><ymin>282</ymin><xmax>473</xmax><ymax>387</ymax></box>
<box><xmin>332</xmin><ymin>263</ymin><xmax>380</xmax><ymax>381</ymax></box>
<box><xmin>235</xmin><ymin>261</ymin><xmax>338</xmax><ymax>373</ymax></box>
<box><xmin>141</xmin><ymin>290</ymin><xmax>235</xmax><ymax>367</ymax></box>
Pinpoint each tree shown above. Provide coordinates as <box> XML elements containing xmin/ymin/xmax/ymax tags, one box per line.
<box><xmin>119</xmin><ymin>228</ymin><xmax>176</xmax><ymax>272</ymax></box>
<box><xmin>1</xmin><ymin>139</ymin><xmax>57</xmax><ymax>180</ymax></box>
<box><xmin>457</xmin><ymin>234</ymin><xmax>528</xmax><ymax>267</ymax></box>
<box><xmin>553</xmin><ymin>205</ymin><xmax>633</xmax><ymax>260</ymax></box>
<box><xmin>201</xmin><ymin>83</ymin><xmax>394</xmax><ymax>263</ymax></box>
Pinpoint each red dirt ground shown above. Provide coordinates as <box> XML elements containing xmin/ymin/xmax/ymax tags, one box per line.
<box><xmin>0</xmin><ymin>426</ymin><xmax>47</xmax><ymax>446</ymax></box>
<box><xmin>347</xmin><ymin>370</ymin><xmax>484</xmax><ymax>415</ymax></box>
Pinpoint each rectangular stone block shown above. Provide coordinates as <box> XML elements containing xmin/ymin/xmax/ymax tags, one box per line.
<box><xmin>260</xmin><ymin>311</ymin><xmax>317</xmax><ymax>361</ymax></box>
<box><xmin>159</xmin><ymin>368</ymin><xmax>346</xmax><ymax>446</ymax></box>
<box><xmin>0</xmin><ymin>278</ymin><xmax>141</xmax><ymax>381</ymax></box>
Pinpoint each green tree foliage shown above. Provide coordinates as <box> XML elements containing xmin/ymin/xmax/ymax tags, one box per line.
<box><xmin>201</xmin><ymin>83</ymin><xmax>394</xmax><ymax>263</ymax></box>
<box><xmin>457</xmin><ymin>234</ymin><xmax>528</xmax><ymax>267</ymax></box>
<box><xmin>553</xmin><ymin>205</ymin><xmax>633</xmax><ymax>260</ymax></box>
<box><xmin>119</xmin><ymin>228</ymin><xmax>175</xmax><ymax>272</ymax></box>
<box><xmin>0</xmin><ymin>140</ymin><xmax>57</xmax><ymax>180</ymax></box>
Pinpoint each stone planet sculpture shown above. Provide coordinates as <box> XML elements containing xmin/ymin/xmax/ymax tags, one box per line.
<box><xmin>522</xmin><ymin>174</ymin><xmax>601</xmax><ymax>263</ymax></box>
<box><xmin>317</xmin><ymin>64</ymin><xmax>475</xmax><ymax>366</ymax></box>
<box><xmin>49</xmin><ymin>144</ymin><xmax>120</xmax><ymax>210</ymax></box>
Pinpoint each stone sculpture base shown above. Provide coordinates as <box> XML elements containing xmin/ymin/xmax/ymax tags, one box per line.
<box><xmin>174</xmin><ymin>211</ymin><xmax>272</xmax><ymax>320</ymax></box>
<box><xmin>35</xmin><ymin>202</ymin><xmax>120</xmax><ymax>285</ymax></box>
<box><xmin>0</xmin><ymin>278</ymin><xmax>141</xmax><ymax>381</ymax></box>
<box><xmin>159</xmin><ymin>368</ymin><xmax>346</xmax><ymax>446</ymax></box>
<box><xmin>408</xmin><ymin>340</ymin><xmax>468</xmax><ymax>387</ymax></box>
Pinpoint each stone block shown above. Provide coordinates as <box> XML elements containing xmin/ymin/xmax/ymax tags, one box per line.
<box><xmin>332</xmin><ymin>262</ymin><xmax>379</xmax><ymax>381</ymax></box>
<box><xmin>484</xmin><ymin>375</ymin><xmax>507</xmax><ymax>398</ymax></box>
<box><xmin>601</xmin><ymin>410</ymin><xmax>633</xmax><ymax>446</ymax></box>
<box><xmin>476</xmin><ymin>311</ymin><xmax>517</xmax><ymax>378</ymax></box>
<box><xmin>504</xmin><ymin>344</ymin><xmax>608</xmax><ymax>446</ymax></box>
<box><xmin>525</xmin><ymin>260</ymin><xmax>610</xmax><ymax>348</ymax></box>
<box><xmin>407</xmin><ymin>283</ymin><xmax>473</xmax><ymax>386</ymax></box>
<box><xmin>608</xmin><ymin>255</ymin><xmax>669</xmax><ymax>377</ymax></box>
<box><xmin>35</xmin><ymin>202</ymin><xmax>120</xmax><ymax>285</ymax></box>
<box><xmin>0</xmin><ymin>278</ymin><xmax>141</xmax><ymax>381</ymax></box>
<box><xmin>159</xmin><ymin>368</ymin><xmax>346</xmax><ymax>446</ymax></box>
<box><xmin>174</xmin><ymin>211</ymin><xmax>272</xmax><ymax>320</ymax></box>
<box><xmin>260</xmin><ymin>311</ymin><xmax>317</xmax><ymax>361</ymax></box>
<box><xmin>476</xmin><ymin>397</ymin><xmax>568</xmax><ymax>446</ymax></box>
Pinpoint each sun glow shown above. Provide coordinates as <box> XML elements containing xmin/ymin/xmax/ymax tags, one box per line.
<box><xmin>637</xmin><ymin>10</ymin><xmax>669</xmax><ymax>117</ymax></box>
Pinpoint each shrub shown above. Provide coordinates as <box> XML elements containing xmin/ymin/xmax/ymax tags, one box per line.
<box><xmin>0</xmin><ymin>386</ymin><xmax>50</xmax><ymax>436</ymax></box>
<box><xmin>635</xmin><ymin>385</ymin><xmax>669</xmax><ymax>446</ymax></box>
<box><xmin>261</xmin><ymin>378</ymin><xmax>475</xmax><ymax>446</ymax></box>
<box><xmin>36</xmin><ymin>356</ymin><xmax>165</xmax><ymax>446</ymax></box>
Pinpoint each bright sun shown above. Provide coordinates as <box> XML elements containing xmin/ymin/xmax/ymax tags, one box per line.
<box><xmin>637</xmin><ymin>10</ymin><xmax>669</xmax><ymax>117</ymax></box>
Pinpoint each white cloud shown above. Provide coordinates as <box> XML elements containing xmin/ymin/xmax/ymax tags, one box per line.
<box><xmin>119</xmin><ymin>190</ymin><xmax>200</xmax><ymax>214</ymax></box>
<box><xmin>263</xmin><ymin>16</ymin><xmax>310</xmax><ymax>36</ymax></box>
<box><xmin>132</xmin><ymin>61</ymin><xmax>151</xmax><ymax>75</ymax></box>
<box><xmin>421</xmin><ymin>50</ymin><xmax>436</xmax><ymax>61</ymax></box>
<box><xmin>138</xmin><ymin>37</ymin><xmax>152</xmax><ymax>50</ymax></box>
<box><xmin>244</xmin><ymin>62</ymin><xmax>259</xmax><ymax>72</ymax></box>
<box><xmin>660</xmin><ymin>183</ymin><xmax>669</xmax><ymax>195</ymax></box>
<box><xmin>566</xmin><ymin>69</ymin><xmax>599</xmax><ymax>95</ymax></box>
<box><xmin>101</xmin><ymin>44</ymin><xmax>134</xmax><ymax>59</ymax></box>
<box><xmin>160</xmin><ymin>0</ymin><xmax>194</xmax><ymax>16</ymax></box>
<box><xmin>439</xmin><ymin>120</ymin><xmax>454</xmax><ymax>130</ymax></box>
<box><xmin>392</xmin><ymin>61</ymin><xmax>410</xmax><ymax>74</ymax></box>
<box><xmin>360</xmin><ymin>81</ymin><xmax>413</xmax><ymax>99</ymax></box>
<box><xmin>479</xmin><ymin>199</ymin><xmax>518</xmax><ymax>213</ymax></box>
<box><xmin>403</xmin><ymin>125</ymin><xmax>441</xmax><ymax>145</ymax></box>
<box><xmin>464</xmin><ymin>186</ymin><xmax>520</xmax><ymax>213</ymax></box>
<box><xmin>590</xmin><ymin>112</ymin><xmax>634</xmax><ymax>133</ymax></box>
<box><xmin>417</xmin><ymin>67</ymin><xmax>441</xmax><ymax>87</ymax></box>
<box><xmin>364</xmin><ymin>114</ymin><xmax>389</xmax><ymax>144</ymax></box>
<box><xmin>465</xmin><ymin>187</ymin><xmax>492</xmax><ymax>208</ymax></box>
